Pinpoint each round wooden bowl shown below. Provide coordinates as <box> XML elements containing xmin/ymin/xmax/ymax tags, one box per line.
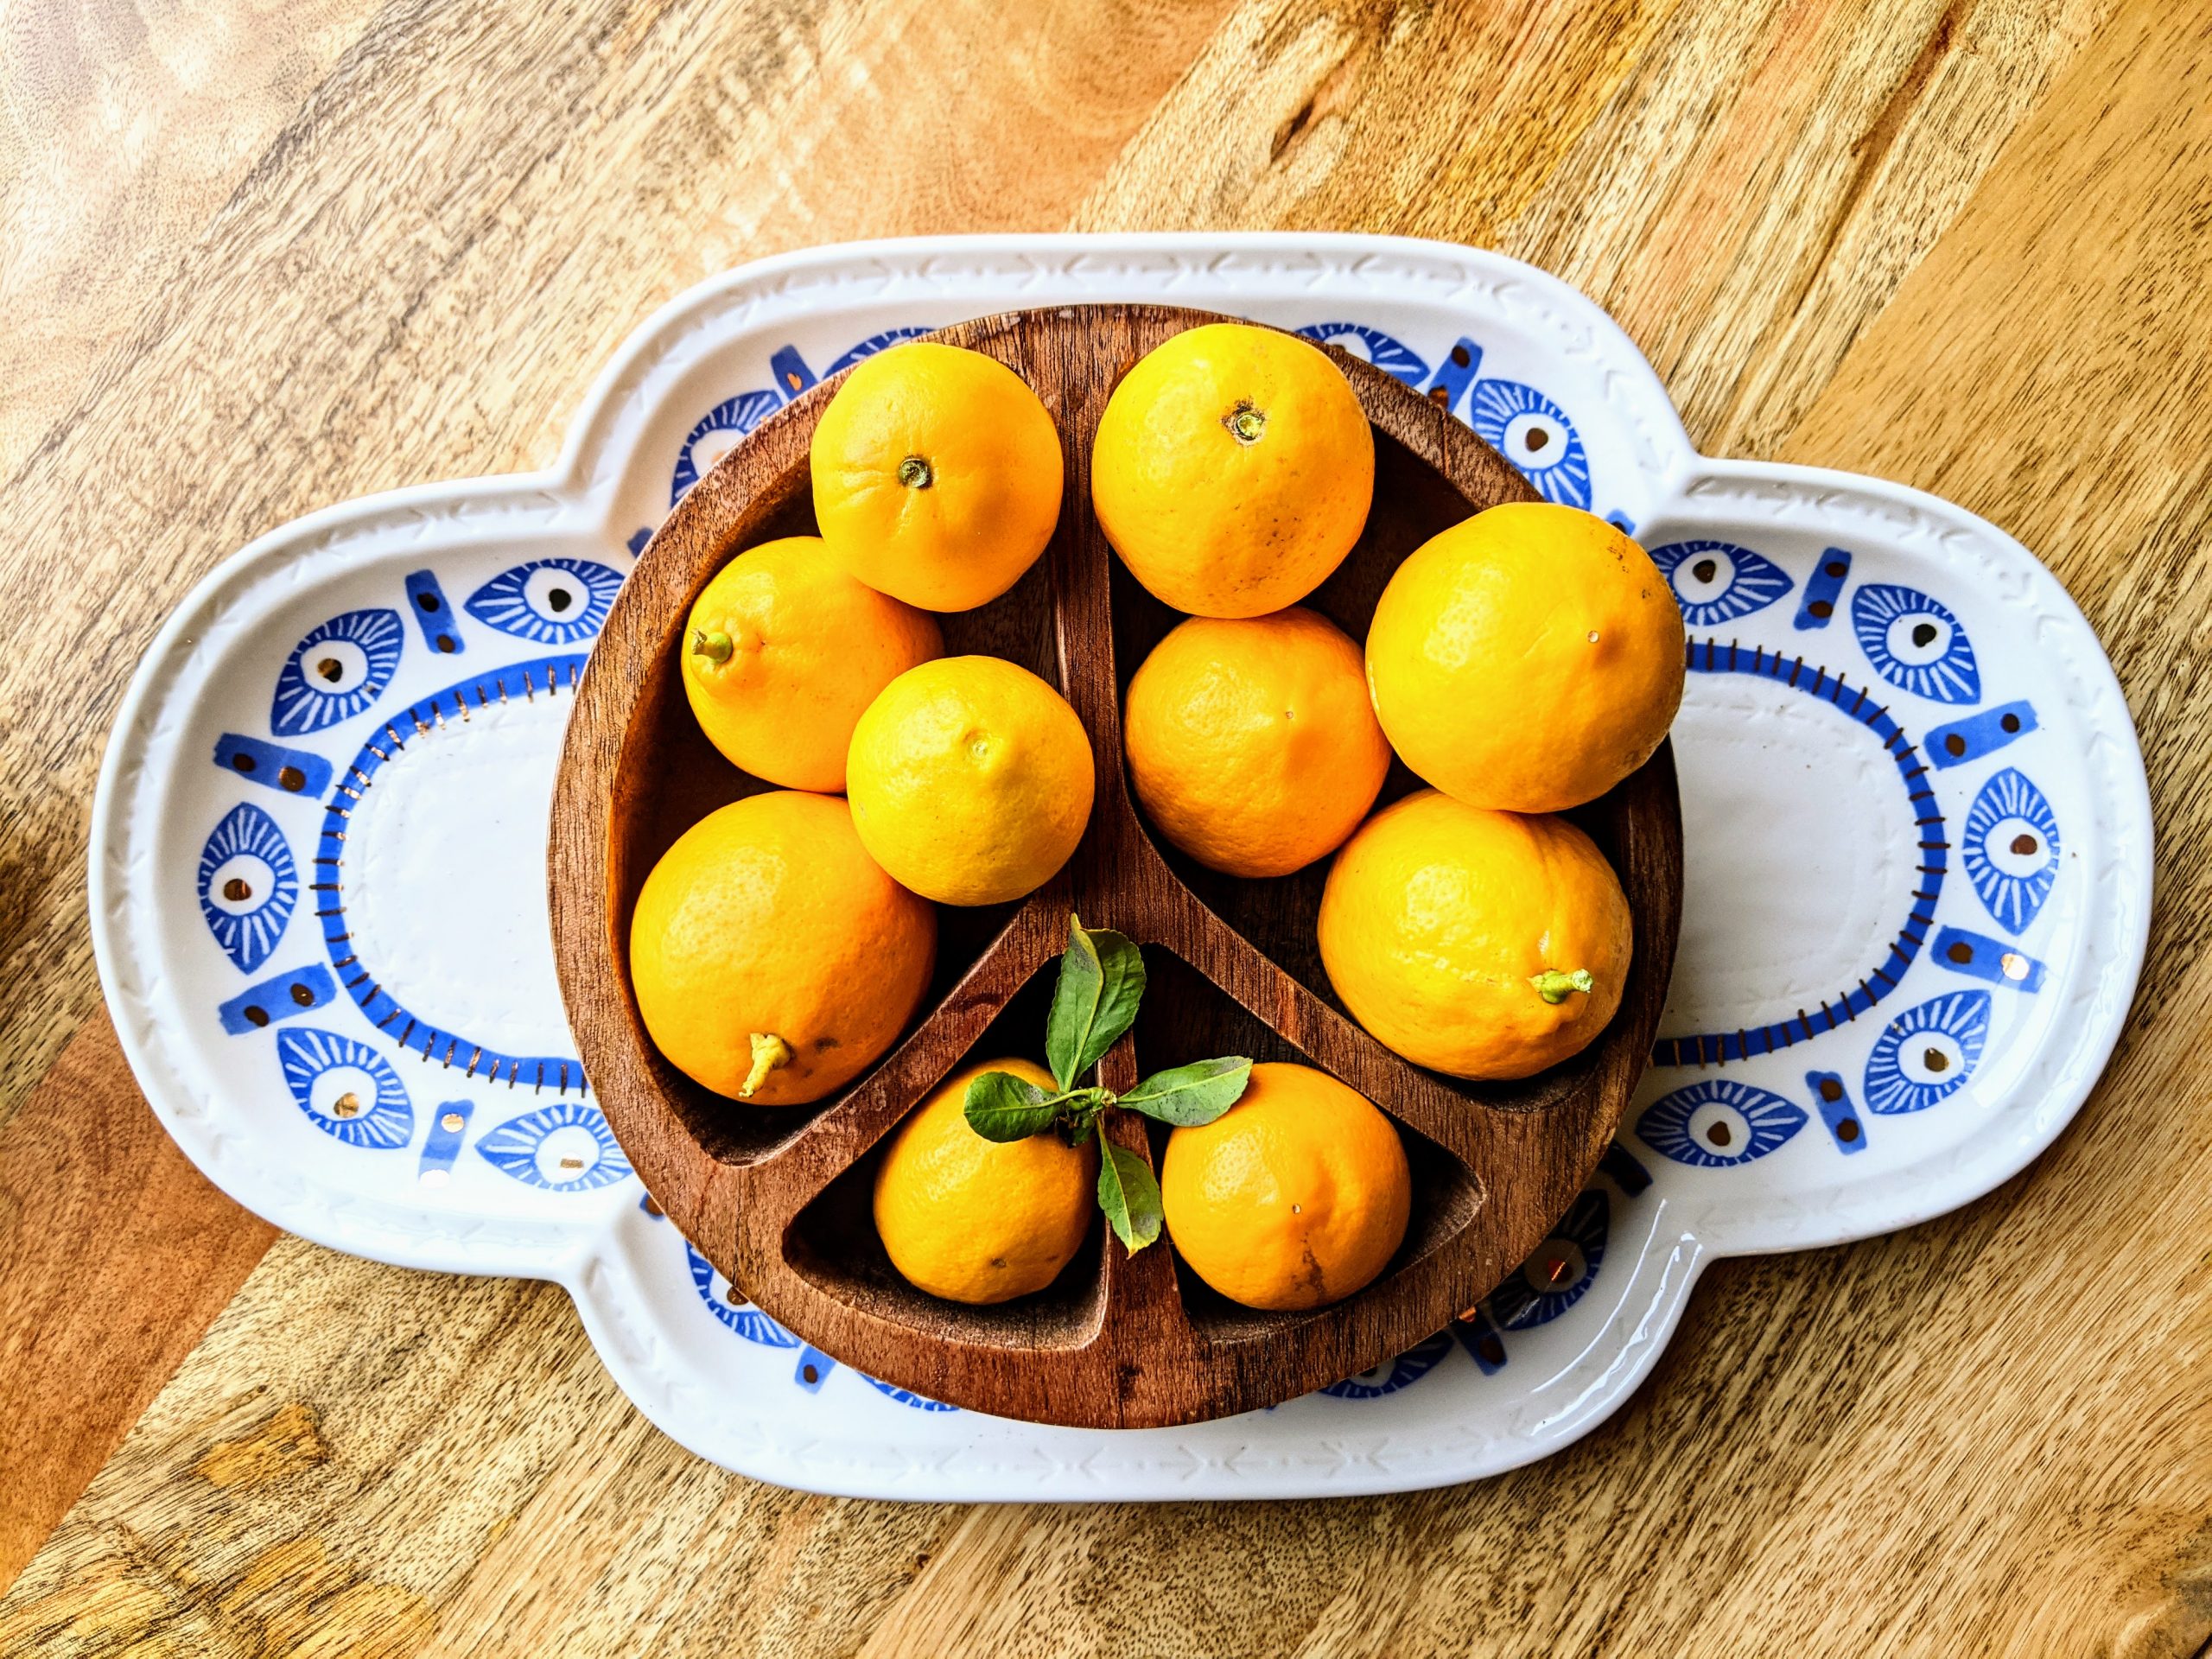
<box><xmin>550</xmin><ymin>304</ymin><xmax>1681</xmax><ymax>1429</ymax></box>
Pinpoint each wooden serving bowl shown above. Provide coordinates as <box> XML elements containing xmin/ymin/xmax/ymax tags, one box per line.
<box><xmin>550</xmin><ymin>304</ymin><xmax>1681</xmax><ymax>1429</ymax></box>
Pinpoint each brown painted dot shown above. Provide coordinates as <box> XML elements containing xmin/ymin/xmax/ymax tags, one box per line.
<box><xmin>1808</xmin><ymin>599</ymin><xmax>1833</xmax><ymax>620</ymax></box>
<box><xmin>277</xmin><ymin>766</ymin><xmax>306</xmax><ymax>791</ymax></box>
<box><xmin>1478</xmin><ymin>1335</ymin><xmax>1505</xmax><ymax>1365</ymax></box>
<box><xmin>547</xmin><ymin>588</ymin><xmax>573</xmax><ymax>613</ymax></box>
<box><xmin>232</xmin><ymin>752</ymin><xmax>257</xmax><ymax>773</ymax></box>
<box><xmin>289</xmin><ymin>982</ymin><xmax>315</xmax><ymax>1006</ymax></box>
<box><xmin>1837</xmin><ymin>1118</ymin><xmax>1860</xmax><ymax>1142</ymax></box>
<box><xmin>785</xmin><ymin>371</ymin><xmax>804</xmax><ymax>391</ymax></box>
<box><xmin>1944</xmin><ymin>734</ymin><xmax>1967</xmax><ymax>757</ymax></box>
<box><xmin>441</xmin><ymin>1111</ymin><xmax>465</xmax><ymax>1133</ymax></box>
<box><xmin>332</xmin><ymin>1091</ymin><xmax>361</xmax><ymax>1118</ymax></box>
<box><xmin>436</xmin><ymin>634</ymin><xmax>456</xmax><ymax>652</ymax></box>
<box><xmin>2001</xmin><ymin>712</ymin><xmax>2021</xmax><ymax>733</ymax></box>
<box><xmin>1428</xmin><ymin>385</ymin><xmax>1451</xmax><ymax>406</ymax></box>
<box><xmin>1923</xmin><ymin>1046</ymin><xmax>1949</xmax><ymax>1073</ymax></box>
<box><xmin>1524</xmin><ymin>426</ymin><xmax>1549</xmax><ymax>452</ymax></box>
<box><xmin>1818</xmin><ymin>1077</ymin><xmax>1843</xmax><ymax>1103</ymax></box>
<box><xmin>1451</xmin><ymin>343</ymin><xmax>1471</xmax><ymax>367</ymax></box>
<box><xmin>801</xmin><ymin>1363</ymin><xmax>820</xmax><ymax>1384</ymax></box>
<box><xmin>1825</xmin><ymin>561</ymin><xmax>1848</xmax><ymax>579</ymax></box>
<box><xmin>1691</xmin><ymin>557</ymin><xmax>1719</xmax><ymax>583</ymax></box>
<box><xmin>725</xmin><ymin>1282</ymin><xmax>742</xmax><ymax>1304</ymax></box>
<box><xmin>243</xmin><ymin>1005</ymin><xmax>269</xmax><ymax>1027</ymax></box>
<box><xmin>1707</xmin><ymin>1121</ymin><xmax>1732</xmax><ymax>1147</ymax></box>
<box><xmin>2011</xmin><ymin>833</ymin><xmax>2039</xmax><ymax>855</ymax></box>
<box><xmin>315</xmin><ymin>656</ymin><xmax>346</xmax><ymax>683</ymax></box>
<box><xmin>222</xmin><ymin>877</ymin><xmax>252</xmax><ymax>902</ymax></box>
<box><xmin>643</xmin><ymin>1196</ymin><xmax>664</xmax><ymax>1217</ymax></box>
<box><xmin>1948</xmin><ymin>940</ymin><xmax>1975</xmax><ymax>964</ymax></box>
<box><xmin>416</xmin><ymin>591</ymin><xmax>439</xmax><ymax>612</ymax></box>
<box><xmin>558</xmin><ymin>1155</ymin><xmax>585</xmax><ymax>1171</ymax></box>
<box><xmin>1910</xmin><ymin>622</ymin><xmax>1939</xmax><ymax>649</ymax></box>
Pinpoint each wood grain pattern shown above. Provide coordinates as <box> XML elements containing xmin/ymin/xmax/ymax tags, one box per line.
<box><xmin>552</xmin><ymin>303</ymin><xmax>1680</xmax><ymax>1426</ymax></box>
<box><xmin>5</xmin><ymin>0</ymin><xmax>2211</xmax><ymax>1650</ymax></box>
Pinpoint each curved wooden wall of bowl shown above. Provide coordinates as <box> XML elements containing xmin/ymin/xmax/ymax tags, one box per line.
<box><xmin>549</xmin><ymin>304</ymin><xmax>1681</xmax><ymax>1429</ymax></box>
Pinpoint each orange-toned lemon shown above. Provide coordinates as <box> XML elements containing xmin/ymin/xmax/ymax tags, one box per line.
<box><xmin>1160</xmin><ymin>1062</ymin><xmax>1410</xmax><ymax>1311</ymax></box>
<box><xmin>681</xmin><ymin>536</ymin><xmax>943</xmax><ymax>791</ymax></box>
<box><xmin>810</xmin><ymin>341</ymin><xmax>1063</xmax><ymax>613</ymax></box>
<box><xmin>846</xmin><ymin>656</ymin><xmax>1094</xmax><ymax>906</ymax></box>
<box><xmin>629</xmin><ymin>791</ymin><xmax>936</xmax><ymax>1104</ymax></box>
<box><xmin>1365</xmin><ymin>502</ymin><xmax>1684</xmax><ymax>812</ymax></box>
<box><xmin>1091</xmin><ymin>323</ymin><xmax>1374</xmax><ymax>618</ymax></box>
<box><xmin>1123</xmin><ymin>607</ymin><xmax>1390</xmax><ymax>877</ymax></box>
<box><xmin>1318</xmin><ymin>790</ymin><xmax>1630</xmax><ymax>1080</ymax></box>
<box><xmin>873</xmin><ymin>1058</ymin><xmax>1097</xmax><ymax>1304</ymax></box>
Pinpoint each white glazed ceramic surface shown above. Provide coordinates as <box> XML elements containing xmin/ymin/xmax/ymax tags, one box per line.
<box><xmin>92</xmin><ymin>235</ymin><xmax>2151</xmax><ymax>1501</ymax></box>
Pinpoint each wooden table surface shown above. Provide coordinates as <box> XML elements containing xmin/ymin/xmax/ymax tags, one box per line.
<box><xmin>3</xmin><ymin>0</ymin><xmax>2208</xmax><ymax>1652</ymax></box>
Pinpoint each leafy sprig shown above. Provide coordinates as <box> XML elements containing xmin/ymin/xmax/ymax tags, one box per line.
<box><xmin>963</xmin><ymin>916</ymin><xmax>1251</xmax><ymax>1252</ymax></box>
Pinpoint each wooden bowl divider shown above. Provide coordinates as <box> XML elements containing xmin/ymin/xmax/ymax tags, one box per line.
<box><xmin>550</xmin><ymin>304</ymin><xmax>1682</xmax><ymax>1428</ymax></box>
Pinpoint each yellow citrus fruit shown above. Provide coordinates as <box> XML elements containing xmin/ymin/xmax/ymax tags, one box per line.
<box><xmin>1091</xmin><ymin>322</ymin><xmax>1374</xmax><ymax>618</ymax></box>
<box><xmin>846</xmin><ymin>656</ymin><xmax>1095</xmax><ymax>906</ymax></box>
<box><xmin>810</xmin><ymin>341</ymin><xmax>1064</xmax><ymax>612</ymax></box>
<box><xmin>1160</xmin><ymin>1062</ymin><xmax>1409</xmax><ymax>1312</ymax></box>
<box><xmin>1318</xmin><ymin>790</ymin><xmax>1630</xmax><ymax>1080</ymax></box>
<box><xmin>874</xmin><ymin>1058</ymin><xmax>1097</xmax><ymax>1305</ymax></box>
<box><xmin>629</xmin><ymin>791</ymin><xmax>936</xmax><ymax>1104</ymax></box>
<box><xmin>681</xmin><ymin>536</ymin><xmax>943</xmax><ymax>792</ymax></box>
<box><xmin>1123</xmin><ymin>607</ymin><xmax>1390</xmax><ymax>877</ymax></box>
<box><xmin>1365</xmin><ymin>502</ymin><xmax>1684</xmax><ymax>812</ymax></box>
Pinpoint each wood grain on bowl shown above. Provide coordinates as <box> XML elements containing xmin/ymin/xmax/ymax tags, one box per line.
<box><xmin>548</xmin><ymin>304</ymin><xmax>1682</xmax><ymax>1428</ymax></box>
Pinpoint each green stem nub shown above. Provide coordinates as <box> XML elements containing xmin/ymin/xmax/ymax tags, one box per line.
<box><xmin>740</xmin><ymin>1033</ymin><xmax>792</xmax><ymax>1099</ymax></box>
<box><xmin>1224</xmin><ymin>402</ymin><xmax>1267</xmax><ymax>445</ymax></box>
<box><xmin>897</xmin><ymin>454</ymin><xmax>933</xmax><ymax>489</ymax></box>
<box><xmin>692</xmin><ymin>628</ymin><xmax>733</xmax><ymax>664</ymax></box>
<box><xmin>1530</xmin><ymin>969</ymin><xmax>1595</xmax><ymax>1005</ymax></box>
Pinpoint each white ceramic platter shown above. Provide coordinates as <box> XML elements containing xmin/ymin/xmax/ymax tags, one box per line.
<box><xmin>92</xmin><ymin>234</ymin><xmax>2151</xmax><ymax>1500</ymax></box>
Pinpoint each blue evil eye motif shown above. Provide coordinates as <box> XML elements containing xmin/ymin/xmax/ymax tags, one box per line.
<box><xmin>1852</xmin><ymin>583</ymin><xmax>1981</xmax><ymax>703</ymax></box>
<box><xmin>1489</xmin><ymin>1189</ymin><xmax>1608</xmax><ymax>1329</ymax></box>
<box><xmin>1467</xmin><ymin>379</ymin><xmax>1592</xmax><ymax>508</ymax></box>
<box><xmin>1646</xmin><ymin>539</ymin><xmax>1795</xmax><ymax>627</ymax></box>
<box><xmin>1864</xmin><ymin>990</ymin><xmax>1991</xmax><ymax>1115</ymax></box>
<box><xmin>1294</xmin><ymin>322</ymin><xmax>1429</xmax><ymax>385</ymax></box>
<box><xmin>827</xmin><ymin>326</ymin><xmax>935</xmax><ymax>375</ymax></box>
<box><xmin>1320</xmin><ymin>1330</ymin><xmax>1455</xmax><ymax>1400</ymax></box>
<box><xmin>861</xmin><ymin>1377</ymin><xmax>959</xmax><ymax>1412</ymax></box>
<box><xmin>462</xmin><ymin>559</ymin><xmax>621</xmax><ymax>647</ymax></box>
<box><xmin>1962</xmin><ymin>768</ymin><xmax>2060</xmax><ymax>934</ymax></box>
<box><xmin>686</xmin><ymin>1244</ymin><xmax>798</xmax><ymax>1345</ymax></box>
<box><xmin>671</xmin><ymin>390</ymin><xmax>783</xmax><ymax>502</ymax></box>
<box><xmin>1637</xmin><ymin>1079</ymin><xmax>1808</xmax><ymax>1168</ymax></box>
<box><xmin>197</xmin><ymin>804</ymin><xmax>298</xmax><ymax>973</ymax></box>
<box><xmin>474</xmin><ymin>1101</ymin><xmax>632</xmax><ymax>1190</ymax></box>
<box><xmin>278</xmin><ymin>1027</ymin><xmax>413</xmax><ymax>1148</ymax></box>
<box><xmin>270</xmin><ymin>608</ymin><xmax>404</xmax><ymax>736</ymax></box>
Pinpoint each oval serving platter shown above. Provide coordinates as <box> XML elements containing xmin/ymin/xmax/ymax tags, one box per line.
<box><xmin>91</xmin><ymin>234</ymin><xmax>2150</xmax><ymax>1501</ymax></box>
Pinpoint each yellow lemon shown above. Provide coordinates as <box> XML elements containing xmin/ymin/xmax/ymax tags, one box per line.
<box><xmin>1366</xmin><ymin>502</ymin><xmax>1684</xmax><ymax>811</ymax></box>
<box><xmin>846</xmin><ymin>656</ymin><xmax>1094</xmax><ymax>906</ymax></box>
<box><xmin>681</xmin><ymin>535</ymin><xmax>942</xmax><ymax>791</ymax></box>
<box><xmin>874</xmin><ymin>1058</ymin><xmax>1097</xmax><ymax>1304</ymax></box>
<box><xmin>810</xmin><ymin>341</ymin><xmax>1064</xmax><ymax>612</ymax></box>
<box><xmin>629</xmin><ymin>791</ymin><xmax>936</xmax><ymax>1104</ymax></box>
<box><xmin>1318</xmin><ymin>790</ymin><xmax>1630</xmax><ymax>1080</ymax></box>
<box><xmin>1091</xmin><ymin>322</ymin><xmax>1374</xmax><ymax>618</ymax></box>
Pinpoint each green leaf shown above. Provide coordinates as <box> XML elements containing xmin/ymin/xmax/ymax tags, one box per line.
<box><xmin>962</xmin><ymin>1071</ymin><xmax>1066</xmax><ymax>1142</ymax></box>
<box><xmin>1096</xmin><ymin>1140</ymin><xmax>1164</xmax><ymax>1253</ymax></box>
<box><xmin>1119</xmin><ymin>1057</ymin><xmax>1253</xmax><ymax>1127</ymax></box>
<box><xmin>1045</xmin><ymin>914</ymin><xmax>1147</xmax><ymax>1090</ymax></box>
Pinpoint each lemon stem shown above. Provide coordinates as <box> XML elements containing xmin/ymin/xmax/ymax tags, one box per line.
<box><xmin>1530</xmin><ymin>969</ymin><xmax>1594</xmax><ymax>1005</ymax></box>
<box><xmin>1224</xmin><ymin>402</ymin><xmax>1266</xmax><ymax>444</ymax></box>
<box><xmin>740</xmin><ymin>1033</ymin><xmax>792</xmax><ymax>1098</ymax></box>
<box><xmin>692</xmin><ymin>628</ymin><xmax>733</xmax><ymax>664</ymax></box>
<box><xmin>897</xmin><ymin>454</ymin><xmax>933</xmax><ymax>489</ymax></box>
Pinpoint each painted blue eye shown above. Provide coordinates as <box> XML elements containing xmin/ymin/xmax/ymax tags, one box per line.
<box><xmin>826</xmin><ymin>326</ymin><xmax>935</xmax><ymax>376</ymax></box>
<box><xmin>461</xmin><ymin>559</ymin><xmax>622</xmax><ymax>645</ymax></box>
<box><xmin>670</xmin><ymin>391</ymin><xmax>784</xmax><ymax>503</ymax></box>
<box><xmin>474</xmin><ymin>1101</ymin><xmax>632</xmax><ymax>1190</ymax></box>
<box><xmin>1962</xmin><ymin>768</ymin><xmax>2059</xmax><ymax>934</ymax></box>
<box><xmin>278</xmin><ymin>1026</ymin><xmax>413</xmax><ymax>1148</ymax></box>
<box><xmin>1319</xmin><ymin>1330</ymin><xmax>1455</xmax><ymax>1399</ymax></box>
<box><xmin>1294</xmin><ymin>322</ymin><xmax>1429</xmax><ymax>385</ymax></box>
<box><xmin>1637</xmin><ymin>1079</ymin><xmax>1807</xmax><ymax>1167</ymax></box>
<box><xmin>1489</xmin><ymin>1189</ymin><xmax>1608</xmax><ymax>1328</ymax></box>
<box><xmin>271</xmin><ymin>608</ymin><xmax>404</xmax><ymax>736</ymax></box>
<box><xmin>1864</xmin><ymin>990</ymin><xmax>1990</xmax><ymax>1114</ymax></box>
<box><xmin>1646</xmin><ymin>539</ymin><xmax>1794</xmax><ymax>626</ymax></box>
<box><xmin>1467</xmin><ymin>378</ymin><xmax>1592</xmax><ymax>508</ymax></box>
<box><xmin>686</xmin><ymin>1243</ymin><xmax>799</xmax><ymax>1344</ymax></box>
<box><xmin>1852</xmin><ymin>583</ymin><xmax>1981</xmax><ymax>703</ymax></box>
<box><xmin>197</xmin><ymin>803</ymin><xmax>297</xmax><ymax>973</ymax></box>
